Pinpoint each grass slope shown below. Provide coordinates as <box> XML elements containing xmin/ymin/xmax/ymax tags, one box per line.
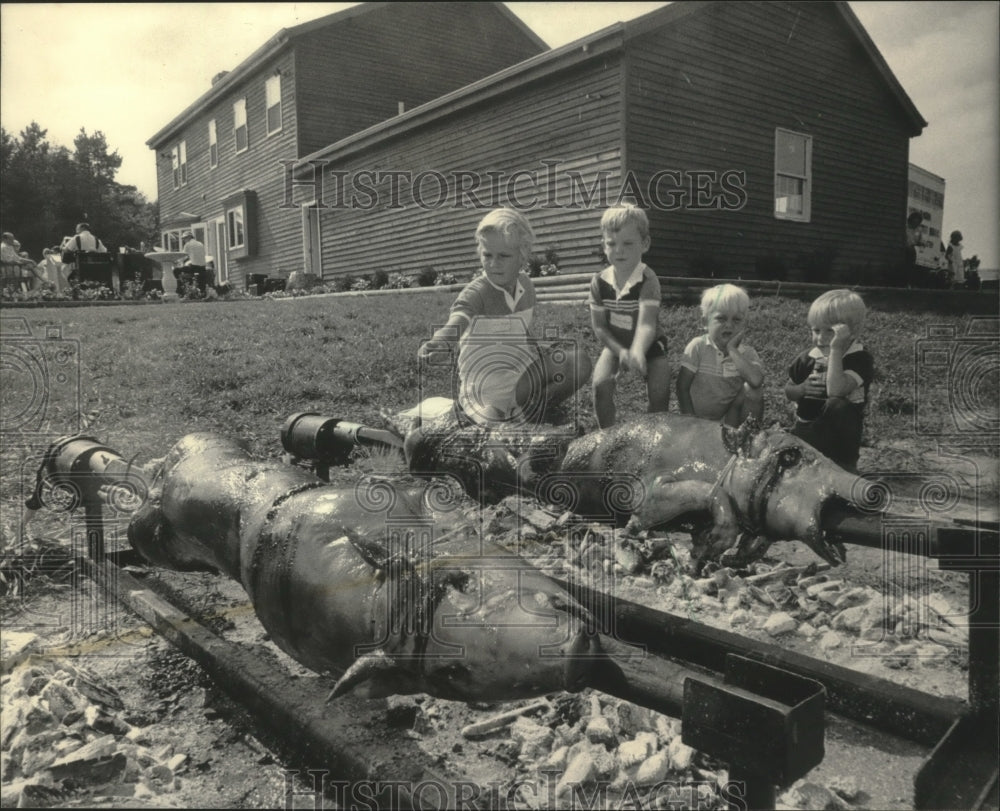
<box><xmin>2</xmin><ymin>293</ymin><xmax>992</xmax><ymax>463</ymax></box>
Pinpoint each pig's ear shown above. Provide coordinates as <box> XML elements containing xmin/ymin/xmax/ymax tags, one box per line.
<box><xmin>326</xmin><ymin>650</ymin><xmax>421</xmax><ymax>701</ymax></box>
<box><xmin>721</xmin><ymin>416</ymin><xmax>761</xmax><ymax>456</ymax></box>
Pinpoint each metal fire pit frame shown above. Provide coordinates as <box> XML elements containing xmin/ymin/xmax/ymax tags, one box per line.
<box><xmin>28</xmin><ymin>434</ymin><xmax>832</xmax><ymax>811</ymax></box>
<box><xmin>26</xmin><ymin>431</ymin><xmax>1000</xmax><ymax>809</ymax></box>
<box><xmin>279</xmin><ymin>416</ymin><xmax>1000</xmax><ymax>810</ymax></box>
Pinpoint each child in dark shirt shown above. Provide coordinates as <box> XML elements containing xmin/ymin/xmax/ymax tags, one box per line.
<box><xmin>784</xmin><ymin>289</ymin><xmax>874</xmax><ymax>472</ymax></box>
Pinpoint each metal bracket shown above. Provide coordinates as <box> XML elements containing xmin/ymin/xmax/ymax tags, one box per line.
<box><xmin>280</xmin><ymin>412</ymin><xmax>403</xmax><ymax>479</ymax></box>
<box><xmin>683</xmin><ymin>654</ymin><xmax>826</xmax><ymax>809</ymax></box>
<box><xmin>914</xmin><ymin>519</ymin><xmax>999</xmax><ymax>810</ymax></box>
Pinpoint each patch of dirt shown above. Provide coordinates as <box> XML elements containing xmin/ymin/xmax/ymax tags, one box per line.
<box><xmin>2</xmin><ymin>578</ymin><xmax>295</xmax><ymax>809</ymax></box>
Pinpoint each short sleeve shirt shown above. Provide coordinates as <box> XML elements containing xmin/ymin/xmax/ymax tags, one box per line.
<box><xmin>788</xmin><ymin>343</ymin><xmax>874</xmax><ymax>421</ymax></box>
<box><xmin>74</xmin><ymin>231</ymin><xmax>107</xmax><ymax>253</ymax></box>
<box><xmin>450</xmin><ymin>272</ymin><xmax>537</xmax><ymax>420</ymax></box>
<box><xmin>184</xmin><ymin>240</ymin><xmax>207</xmax><ymax>266</ymax></box>
<box><xmin>588</xmin><ymin>263</ymin><xmax>665</xmax><ymax>348</ymax></box>
<box><xmin>681</xmin><ymin>334</ymin><xmax>763</xmax><ymax>420</ymax></box>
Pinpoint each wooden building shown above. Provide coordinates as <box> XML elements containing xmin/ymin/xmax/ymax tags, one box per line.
<box><xmin>146</xmin><ymin>2</ymin><xmax>546</xmax><ymax>289</ymax></box>
<box><xmin>290</xmin><ymin>1</ymin><xmax>926</xmax><ymax>283</ymax></box>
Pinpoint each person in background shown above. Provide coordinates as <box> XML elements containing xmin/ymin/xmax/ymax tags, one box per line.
<box><xmin>784</xmin><ymin>290</ymin><xmax>874</xmax><ymax>473</ymax></box>
<box><xmin>61</xmin><ymin>222</ymin><xmax>107</xmax><ymax>254</ymax></box>
<box><xmin>60</xmin><ymin>223</ymin><xmax>108</xmax><ymax>284</ymax></box>
<box><xmin>180</xmin><ymin>232</ymin><xmax>207</xmax><ymax>294</ymax></box>
<box><xmin>903</xmin><ymin>211</ymin><xmax>925</xmax><ymax>282</ymax></box>
<box><xmin>1</xmin><ymin>231</ymin><xmax>37</xmax><ymax>293</ymax></box>
<box><xmin>945</xmin><ymin>230</ymin><xmax>964</xmax><ymax>288</ymax></box>
<box><xmin>35</xmin><ymin>248</ymin><xmax>70</xmax><ymax>293</ymax></box>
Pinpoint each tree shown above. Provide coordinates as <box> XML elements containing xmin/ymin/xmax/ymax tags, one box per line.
<box><xmin>0</xmin><ymin>122</ymin><xmax>158</xmax><ymax>257</ymax></box>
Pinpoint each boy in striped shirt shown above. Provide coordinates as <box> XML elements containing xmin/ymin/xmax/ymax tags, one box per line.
<box><xmin>418</xmin><ymin>208</ymin><xmax>591</xmax><ymax>425</ymax></box>
<box><xmin>589</xmin><ymin>205</ymin><xmax>670</xmax><ymax>428</ymax></box>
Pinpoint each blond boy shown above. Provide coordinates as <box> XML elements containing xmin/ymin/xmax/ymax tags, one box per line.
<box><xmin>589</xmin><ymin>205</ymin><xmax>670</xmax><ymax>428</ymax></box>
<box><xmin>676</xmin><ymin>284</ymin><xmax>764</xmax><ymax>426</ymax></box>
<box><xmin>784</xmin><ymin>289</ymin><xmax>874</xmax><ymax>472</ymax></box>
<box><xmin>418</xmin><ymin>208</ymin><xmax>591</xmax><ymax>425</ymax></box>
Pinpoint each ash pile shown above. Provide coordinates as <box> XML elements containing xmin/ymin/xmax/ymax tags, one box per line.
<box><xmin>1</xmin><ymin>649</ymin><xmax>188</xmax><ymax>807</ymax></box>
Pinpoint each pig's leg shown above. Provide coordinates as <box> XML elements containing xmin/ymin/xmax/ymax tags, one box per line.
<box><xmin>623</xmin><ymin>476</ymin><xmax>742</xmax><ymax>567</ymax></box>
<box><xmin>625</xmin><ymin>477</ymin><xmax>735</xmax><ymax>532</ymax></box>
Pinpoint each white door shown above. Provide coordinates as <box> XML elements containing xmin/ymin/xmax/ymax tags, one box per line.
<box><xmin>302</xmin><ymin>205</ymin><xmax>322</xmax><ymax>277</ymax></box>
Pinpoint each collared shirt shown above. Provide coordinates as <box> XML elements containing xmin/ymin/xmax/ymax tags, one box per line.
<box><xmin>682</xmin><ymin>334</ymin><xmax>763</xmax><ymax>420</ymax></box>
<box><xmin>788</xmin><ymin>342</ymin><xmax>874</xmax><ymax>421</ymax></box>
<box><xmin>184</xmin><ymin>239</ymin><xmax>206</xmax><ymax>267</ymax></box>
<box><xmin>588</xmin><ymin>262</ymin><xmax>664</xmax><ymax>348</ymax></box>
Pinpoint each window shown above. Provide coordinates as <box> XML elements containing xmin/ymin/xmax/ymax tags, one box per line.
<box><xmin>170</xmin><ymin>147</ymin><xmax>179</xmax><ymax>189</ymax></box>
<box><xmin>265</xmin><ymin>74</ymin><xmax>282</xmax><ymax>136</ymax></box>
<box><xmin>227</xmin><ymin>207</ymin><xmax>245</xmax><ymax>249</ymax></box>
<box><xmin>234</xmin><ymin>98</ymin><xmax>248</xmax><ymax>153</ymax></box>
<box><xmin>223</xmin><ymin>190</ymin><xmax>256</xmax><ymax>260</ymax></box>
<box><xmin>171</xmin><ymin>142</ymin><xmax>188</xmax><ymax>188</ymax></box>
<box><xmin>161</xmin><ymin>224</ymin><xmax>205</xmax><ymax>252</ymax></box>
<box><xmin>208</xmin><ymin>119</ymin><xmax>218</xmax><ymax>168</ymax></box>
<box><xmin>774</xmin><ymin>128</ymin><xmax>811</xmax><ymax>222</ymax></box>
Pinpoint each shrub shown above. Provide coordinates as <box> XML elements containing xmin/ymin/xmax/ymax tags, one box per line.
<box><xmin>371</xmin><ymin>269</ymin><xmax>389</xmax><ymax>290</ymax></box>
<box><xmin>435</xmin><ymin>272</ymin><xmax>458</xmax><ymax>286</ymax></box>
<box><xmin>387</xmin><ymin>273</ymin><xmax>411</xmax><ymax>289</ymax></box>
<box><xmin>527</xmin><ymin>248</ymin><xmax>560</xmax><ymax>277</ymax></box>
<box><xmin>351</xmin><ymin>277</ymin><xmax>372</xmax><ymax>291</ymax></box>
<box><xmin>333</xmin><ymin>274</ymin><xmax>355</xmax><ymax>293</ymax></box>
<box><xmin>416</xmin><ymin>266</ymin><xmax>438</xmax><ymax>287</ymax></box>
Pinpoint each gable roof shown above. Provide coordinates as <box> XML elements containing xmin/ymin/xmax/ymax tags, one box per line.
<box><xmin>617</xmin><ymin>1</ymin><xmax>925</xmax><ymax>134</ymax></box>
<box><xmin>294</xmin><ymin>0</ymin><xmax>925</xmax><ymax>173</ymax></box>
<box><xmin>830</xmin><ymin>2</ymin><xmax>926</xmax><ymax>133</ymax></box>
<box><xmin>147</xmin><ymin>2</ymin><xmax>547</xmax><ymax>148</ymax></box>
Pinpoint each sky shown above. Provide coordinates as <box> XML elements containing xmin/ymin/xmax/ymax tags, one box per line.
<box><xmin>1</xmin><ymin>2</ymin><xmax>997</xmax><ymax>268</ymax></box>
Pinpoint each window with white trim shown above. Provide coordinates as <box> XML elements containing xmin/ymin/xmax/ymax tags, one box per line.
<box><xmin>170</xmin><ymin>141</ymin><xmax>188</xmax><ymax>189</ymax></box>
<box><xmin>774</xmin><ymin>128</ymin><xmax>811</xmax><ymax>222</ymax></box>
<box><xmin>208</xmin><ymin>119</ymin><xmax>218</xmax><ymax>168</ymax></box>
<box><xmin>161</xmin><ymin>224</ymin><xmax>205</xmax><ymax>252</ymax></box>
<box><xmin>227</xmin><ymin>206</ymin><xmax>245</xmax><ymax>250</ymax></box>
<box><xmin>234</xmin><ymin>98</ymin><xmax>248</xmax><ymax>154</ymax></box>
<box><xmin>162</xmin><ymin>230</ymin><xmax>181</xmax><ymax>251</ymax></box>
<box><xmin>222</xmin><ymin>189</ymin><xmax>256</xmax><ymax>260</ymax></box>
<box><xmin>265</xmin><ymin>74</ymin><xmax>282</xmax><ymax>136</ymax></box>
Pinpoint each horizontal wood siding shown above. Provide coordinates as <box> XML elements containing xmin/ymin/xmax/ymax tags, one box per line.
<box><xmin>625</xmin><ymin>1</ymin><xmax>912</xmax><ymax>281</ymax></box>
<box><xmin>298</xmin><ymin>59</ymin><xmax>625</xmax><ymax>281</ymax></box>
<box><xmin>155</xmin><ymin>50</ymin><xmax>301</xmax><ymax>288</ymax></box>
<box><xmin>295</xmin><ymin>4</ymin><xmax>546</xmax><ymax>157</ymax></box>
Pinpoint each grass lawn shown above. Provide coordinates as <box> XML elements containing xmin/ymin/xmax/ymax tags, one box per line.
<box><xmin>1</xmin><ymin>292</ymin><xmax>994</xmax><ymax>464</ymax></box>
